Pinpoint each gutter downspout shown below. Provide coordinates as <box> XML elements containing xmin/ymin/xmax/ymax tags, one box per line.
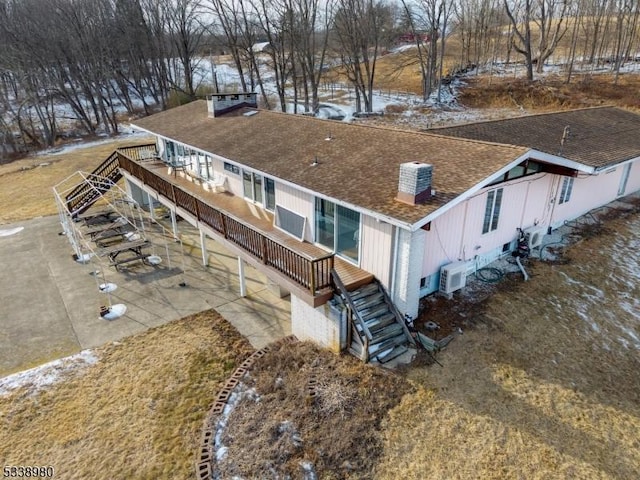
<box><xmin>548</xmin><ymin>176</ymin><xmax>561</xmax><ymax>231</ymax></box>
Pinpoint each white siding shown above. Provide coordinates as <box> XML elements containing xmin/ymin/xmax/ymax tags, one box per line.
<box><xmin>625</xmin><ymin>159</ymin><xmax>640</xmax><ymax>193</ymax></box>
<box><xmin>275</xmin><ymin>182</ymin><xmax>315</xmax><ymax>242</ymax></box>
<box><xmin>359</xmin><ymin>215</ymin><xmax>394</xmax><ymax>287</ymax></box>
<box><xmin>552</xmin><ymin>159</ymin><xmax>640</xmax><ymax>226</ymax></box>
<box><xmin>210</xmin><ymin>157</ymin><xmax>242</xmax><ymax>195</ymax></box>
<box><xmin>393</xmin><ymin>228</ymin><xmax>426</xmax><ymax>318</ymax></box>
<box><xmin>422</xmin><ymin>173</ymin><xmax>553</xmax><ymax>293</ymax></box>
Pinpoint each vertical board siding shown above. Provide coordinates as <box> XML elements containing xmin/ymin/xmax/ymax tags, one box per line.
<box><xmin>211</xmin><ymin>157</ymin><xmax>242</xmax><ymax>195</ymax></box>
<box><xmin>275</xmin><ymin>182</ymin><xmax>314</xmax><ymax>242</ymax></box>
<box><xmin>359</xmin><ymin>215</ymin><xmax>393</xmax><ymax>287</ymax></box>
<box><xmin>422</xmin><ymin>173</ymin><xmax>552</xmax><ymax>278</ymax></box>
<box><xmin>552</xmin><ymin>168</ymin><xmax>627</xmax><ymax>225</ymax></box>
<box><xmin>422</xmin><ymin>201</ymin><xmax>465</xmax><ymax>275</ymax></box>
<box><xmin>624</xmin><ymin>159</ymin><xmax>640</xmax><ymax>193</ymax></box>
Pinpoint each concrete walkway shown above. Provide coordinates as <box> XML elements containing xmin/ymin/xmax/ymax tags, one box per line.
<box><xmin>0</xmin><ymin>215</ymin><xmax>291</xmax><ymax>377</ymax></box>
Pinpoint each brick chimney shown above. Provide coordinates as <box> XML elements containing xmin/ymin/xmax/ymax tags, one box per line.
<box><xmin>207</xmin><ymin>92</ymin><xmax>257</xmax><ymax>117</ymax></box>
<box><xmin>396</xmin><ymin>162</ymin><xmax>433</xmax><ymax>205</ymax></box>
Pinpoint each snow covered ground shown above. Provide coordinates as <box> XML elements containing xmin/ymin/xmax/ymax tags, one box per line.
<box><xmin>0</xmin><ymin>350</ymin><xmax>98</xmax><ymax>396</ymax></box>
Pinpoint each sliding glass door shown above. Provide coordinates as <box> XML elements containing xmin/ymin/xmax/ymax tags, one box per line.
<box><xmin>243</xmin><ymin>171</ymin><xmax>263</xmax><ymax>205</ymax></box>
<box><xmin>315</xmin><ymin>198</ymin><xmax>335</xmax><ymax>250</ymax></box>
<box><xmin>265</xmin><ymin>178</ymin><xmax>276</xmax><ymax>211</ymax></box>
<box><xmin>315</xmin><ymin>198</ymin><xmax>360</xmax><ymax>263</ymax></box>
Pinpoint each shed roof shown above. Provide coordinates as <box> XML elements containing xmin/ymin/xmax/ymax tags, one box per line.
<box><xmin>132</xmin><ymin>101</ymin><xmax>528</xmax><ymax>225</ymax></box>
<box><xmin>429</xmin><ymin>106</ymin><xmax>640</xmax><ymax>168</ymax></box>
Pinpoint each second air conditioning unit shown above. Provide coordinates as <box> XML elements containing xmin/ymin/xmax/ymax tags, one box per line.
<box><xmin>439</xmin><ymin>261</ymin><xmax>468</xmax><ymax>295</ymax></box>
<box><xmin>524</xmin><ymin>226</ymin><xmax>546</xmax><ymax>250</ymax></box>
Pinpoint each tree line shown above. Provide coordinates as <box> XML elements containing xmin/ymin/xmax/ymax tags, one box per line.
<box><xmin>1</xmin><ymin>0</ymin><xmax>638</xmax><ymax>158</ymax></box>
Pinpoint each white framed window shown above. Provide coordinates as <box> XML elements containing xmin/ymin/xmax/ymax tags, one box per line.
<box><xmin>559</xmin><ymin>177</ymin><xmax>574</xmax><ymax>204</ymax></box>
<box><xmin>223</xmin><ymin>162</ymin><xmax>240</xmax><ymax>175</ymax></box>
<box><xmin>482</xmin><ymin>188</ymin><xmax>503</xmax><ymax>234</ymax></box>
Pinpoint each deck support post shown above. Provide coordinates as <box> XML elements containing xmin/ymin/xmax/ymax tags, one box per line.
<box><xmin>199</xmin><ymin>228</ymin><xmax>208</xmax><ymax>266</ymax></box>
<box><xmin>147</xmin><ymin>192</ymin><xmax>155</xmax><ymax>220</ymax></box>
<box><xmin>238</xmin><ymin>257</ymin><xmax>247</xmax><ymax>297</ymax></box>
<box><xmin>170</xmin><ymin>209</ymin><xmax>178</xmax><ymax>239</ymax></box>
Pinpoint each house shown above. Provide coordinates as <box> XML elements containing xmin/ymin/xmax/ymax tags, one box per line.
<box><xmin>65</xmin><ymin>93</ymin><xmax>640</xmax><ymax>362</ymax></box>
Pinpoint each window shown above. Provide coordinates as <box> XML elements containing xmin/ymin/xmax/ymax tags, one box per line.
<box><xmin>243</xmin><ymin>171</ymin><xmax>263</xmax><ymax>204</ymax></box>
<box><xmin>275</xmin><ymin>205</ymin><xmax>306</xmax><ymax>240</ymax></box>
<box><xmin>558</xmin><ymin>177</ymin><xmax>574</xmax><ymax>204</ymax></box>
<box><xmin>265</xmin><ymin>178</ymin><xmax>276</xmax><ymax>211</ymax></box>
<box><xmin>488</xmin><ymin>161</ymin><xmax>542</xmax><ymax>186</ymax></box>
<box><xmin>482</xmin><ymin>188</ymin><xmax>503</xmax><ymax>234</ymax></box>
<box><xmin>315</xmin><ymin>198</ymin><xmax>360</xmax><ymax>263</ymax></box>
<box><xmin>224</xmin><ymin>162</ymin><xmax>240</xmax><ymax>175</ymax></box>
<box><xmin>199</xmin><ymin>155</ymin><xmax>213</xmax><ymax>180</ymax></box>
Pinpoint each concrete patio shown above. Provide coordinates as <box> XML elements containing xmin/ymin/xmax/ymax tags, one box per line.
<box><xmin>0</xmin><ymin>215</ymin><xmax>291</xmax><ymax>377</ymax></box>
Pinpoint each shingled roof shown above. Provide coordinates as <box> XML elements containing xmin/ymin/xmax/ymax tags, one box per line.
<box><xmin>132</xmin><ymin>100</ymin><xmax>528</xmax><ymax>225</ymax></box>
<box><xmin>429</xmin><ymin>106</ymin><xmax>640</xmax><ymax>168</ymax></box>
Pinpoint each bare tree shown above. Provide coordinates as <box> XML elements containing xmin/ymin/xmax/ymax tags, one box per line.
<box><xmin>503</xmin><ymin>0</ymin><xmax>569</xmax><ymax>80</ymax></box>
<box><xmin>161</xmin><ymin>0</ymin><xmax>208</xmax><ymax>98</ymax></box>
<box><xmin>333</xmin><ymin>0</ymin><xmax>391</xmax><ymax>112</ymax></box>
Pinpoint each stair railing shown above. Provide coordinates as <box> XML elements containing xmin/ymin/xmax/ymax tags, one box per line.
<box><xmin>377</xmin><ymin>283</ymin><xmax>416</xmax><ymax>346</ymax></box>
<box><xmin>331</xmin><ymin>269</ymin><xmax>373</xmax><ymax>341</ymax></box>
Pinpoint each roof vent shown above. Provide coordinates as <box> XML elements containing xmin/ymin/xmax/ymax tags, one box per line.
<box><xmin>243</xmin><ymin>110</ymin><xmax>258</xmax><ymax>117</ymax></box>
<box><xmin>396</xmin><ymin>162</ymin><xmax>433</xmax><ymax>205</ymax></box>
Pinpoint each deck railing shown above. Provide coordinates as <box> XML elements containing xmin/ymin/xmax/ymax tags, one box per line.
<box><xmin>116</xmin><ymin>146</ymin><xmax>334</xmax><ymax>296</ymax></box>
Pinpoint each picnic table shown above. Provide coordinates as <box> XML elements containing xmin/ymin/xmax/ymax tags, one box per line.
<box><xmin>78</xmin><ymin>210</ymin><xmax>119</xmax><ymax>227</ymax></box>
<box><xmin>98</xmin><ymin>239</ymin><xmax>151</xmax><ymax>270</ymax></box>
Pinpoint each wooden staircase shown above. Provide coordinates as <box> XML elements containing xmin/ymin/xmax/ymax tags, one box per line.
<box><xmin>66</xmin><ymin>151</ymin><xmax>122</xmax><ymax>218</ymax></box>
<box><xmin>331</xmin><ymin>269</ymin><xmax>415</xmax><ymax>364</ymax></box>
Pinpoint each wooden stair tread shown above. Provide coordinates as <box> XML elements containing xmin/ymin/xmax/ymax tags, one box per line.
<box><xmin>352</xmin><ymin>292</ymin><xmax>384</xmax><ymax>309</ymax></box>
<box><xmin>366</xmin><ymin>313</ymin><xmax>396</xmax><ymax>331</ymax></box>
<box><xmin>350</xmin><ymin>283</ymin><xmax>379</xmax><ymax>300</ymax></box>
<box><xmin>375</xmin><ymin>345</ymin><xmax>409</xmax><ymax>364</ymax></box>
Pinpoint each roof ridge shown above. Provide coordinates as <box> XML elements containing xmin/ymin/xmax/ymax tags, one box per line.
<box><xmin>252</xmin><ymin>107</ymin><xmax>528</xmax><ymax>153</ymax></box>
<box><xmin>428</xmin><ymin>105</ymin><xmax>619</xmax><ymax>131</ymax></box>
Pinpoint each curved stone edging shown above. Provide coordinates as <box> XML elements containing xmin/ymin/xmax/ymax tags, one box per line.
<box><xmin>195</xmin><ymin>335</ymin><xmax>299</xmax><ymax>480</ymax></box>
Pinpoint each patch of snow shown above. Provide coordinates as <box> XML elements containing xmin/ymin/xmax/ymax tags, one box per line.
<box><xmin>0</xmin><ymin>226</ymin><xmax>24</xmax><ymax>237</ymax></box>
<box><xmin>213</xmin><ymin>383</ymin><xmax>260</xmax><ymax>474</ymax></box>
<box><xmin>0</xmin><ymin>350</ymin><xmax>98</xmax><ymax>396</ymax></box>
<box><xmin>35</xmin><ymin>130</ymin><xmax>148</xmax><ymax>158</ymax></box>
<box><xmin>300</xmin><ymin>461</ymin><xmax>318</xmax><ymax>480</ymax></box>
<box><xmin>389</xmin><ymin>44</ymin><xmax>417</xmax><ymax>54</ymax></box>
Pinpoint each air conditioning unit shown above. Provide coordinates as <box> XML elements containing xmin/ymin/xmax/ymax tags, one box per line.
<box><xmin>439</xmin><ymin>262</ymin><xmax>468</xmax><ymax>295</ymax></box>
<box><xmin>524</xmin><ymin>226</ymin><xmax>546</xmax><ymax>250</ymax></box>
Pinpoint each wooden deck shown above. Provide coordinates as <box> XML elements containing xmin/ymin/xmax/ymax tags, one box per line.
<box><xmin>117</xmin><ymin>150</ymin><xmax>375</xmax><ymax>299</ymax></box>
<box><xmin>334</xmin><ymin>257</ymin><xmax>374</xmax><ymax>292</ymax></box>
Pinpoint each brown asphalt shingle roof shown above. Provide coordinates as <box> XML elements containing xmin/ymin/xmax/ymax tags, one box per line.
<box><xmin>132</xmin><ymin>100</ymin><xmax>528</xmax><ymax>225</ymax></box>
<box><xmin>429</xmin><ymin>106</ymin><xmax>640</xmax><ymax>168</ymax></box>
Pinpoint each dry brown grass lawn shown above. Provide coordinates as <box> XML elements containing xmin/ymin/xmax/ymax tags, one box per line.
<box><xmin>374</xmin><ymin>210</ymin><xmax>640</xmax><ymax>479</ymax></box>
<box><xmin>2</xmin><ymin>65</ymin><xmax>640</xmax><ymax>480</ymax></box>
<box><xmin>0</xmin><ymin>137</ymin><xmax>151</xmax><ymax>224</ymax></box>
<box><xmin>459</xmin><ymin>73</ymin><xmax>640</xmax><ymax>112</ymax></box>
<box><xmin>0</xmin><ymin>310</ymin><xmax>254</xmax><ymax>480</ymax></box>
<box><xmin>217</xmin><ymin>341</ymin><xmax>413</xmax><ymax>479</ymax></box>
